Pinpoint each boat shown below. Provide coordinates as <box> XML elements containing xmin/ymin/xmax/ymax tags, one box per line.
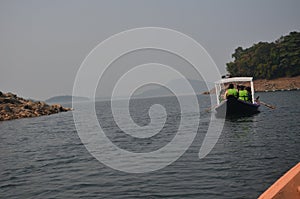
<box><xmin>258</xmin><ymin>162</ymin><xmax>300</xmax><ymax>199</ymax></box>
<box><xmin>214</xmin><ymin>77</ymin><xmax>260</xmax><ymax>117</ymax></box>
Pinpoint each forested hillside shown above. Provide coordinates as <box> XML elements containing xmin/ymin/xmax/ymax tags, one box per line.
<box><xmin>226</xmin><ymin>31</ymin><xmax>300</xmax><ymax>79</ymax></box>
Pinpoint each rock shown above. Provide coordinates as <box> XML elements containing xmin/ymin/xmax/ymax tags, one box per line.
<box><xmin>27</xmin><ymin>100</ymin><xmax>35</xmax><ymax>106</ymax></box>
<box><xmin>6</xmin><ymin>92</ymin><xmax>17</xmax><ymax>98</ymax></box>
<box><xmin>3</xmin><ymin>98</ymin><xmax>21</xmax><ymax>104</ymax></box>
<box><xmin>4</xmin><ymin>105</ymin><xmax>13</xmax><ymax>113</ymax></box>
<box><xmin>23</xmin><ymin>104</ymin><xmax>32</xmax><ymax>110</ymax></box>
<box><xmin>0</xmin><ymin>92</ymin><xmax>72</xmax><ymax>121</ymax></box>
<box><xmin>40</xmin><ymin>101</ymin><xmax>48</xmax><ymax>107</ymax></box>
<box><xmin>51</xmin><ymin>104</ymin><xmax>70</xmax><ymax>112</ymax></box>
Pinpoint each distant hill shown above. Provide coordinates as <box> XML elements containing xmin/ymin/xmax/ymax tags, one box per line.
<box><xmin>45</xmin><ymin>95</ymin><xmax>90</xmax><ymax>103</ymax></box>
<box><xmin>226</xmin><ymin>31</ymin><xmax>300</xmax><ymax>79</ymax></box>
<box><xmin>133</xmin><ymin>79</ymin><xmax>213</xmax><ymax>98</ymax></box>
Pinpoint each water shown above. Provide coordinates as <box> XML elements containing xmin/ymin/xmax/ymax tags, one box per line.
<box><xmin>0</xmin><ymin>91</ymin><xmax>299</xmax><ymax>198</ymax></box>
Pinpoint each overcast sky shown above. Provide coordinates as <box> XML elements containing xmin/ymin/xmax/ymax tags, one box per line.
<box><xmin>0</xmin><ymin>0</ymin><xmax>299</xmax><ymax>100</ymax></box>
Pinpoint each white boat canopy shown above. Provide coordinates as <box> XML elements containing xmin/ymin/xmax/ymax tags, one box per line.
<box><xmin>215</xmin><ymin>77</ymin><xmax>255</xmax><ymax>104</ymax></box>
<box><xmin>215</xmin><ymin>77</ymin><xmax>253</xmax><ymax>84</ymax></box>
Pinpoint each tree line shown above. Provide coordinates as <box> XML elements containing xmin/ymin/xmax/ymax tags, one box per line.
<box><xmin>226</xmin><ymin>31</ymin><xmax>300</xmax><ymax>79</ymax></box>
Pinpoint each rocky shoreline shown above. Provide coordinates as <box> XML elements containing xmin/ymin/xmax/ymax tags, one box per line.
<box><xmin>203</xmin><ymin>76</ymin><xmax>300</xmax><ymax>94</ymax></box>
<box><xmin>254</xmin><ymin>76</ymin><xmax>300</xmax><ymax>92</ymax></box>
<box><xmin>0</xmin><ymin>92</ymin><xmax>72</xmax><ymax>121</ymax></box>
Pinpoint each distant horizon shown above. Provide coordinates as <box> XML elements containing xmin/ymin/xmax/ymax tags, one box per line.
<box><xmin>1</xmin><ymin>0</ymin><xmax>299</xmax><ymax>100</ymax></box>
<box><xmin>9</xmin><ymin>77</ymin><xmax>213</xmax><ymax>101</ymax></box>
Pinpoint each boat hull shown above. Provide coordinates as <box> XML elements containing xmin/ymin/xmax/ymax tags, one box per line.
<box><xmin>258</xmin><ymin>162</ymin><xmax>300</xmax><ymax>199</ymax></box>
<box><xmin>215</xmin><ymin>96</ymin><xmax>260</xmax><ymax>117</ymax></box>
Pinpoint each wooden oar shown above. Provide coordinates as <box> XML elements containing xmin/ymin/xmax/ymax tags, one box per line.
<box><xmin>205</xmin><ymin>104</ymin><xmax>217</xmax><ymax>112</ymax></box>
<box><xmin>255</xmin><ymin>96</ymin><xmax>276</xmax><ymax>109</ymax></box>
<box><xmin>259</xmin><ymin>101</ymin><xmax>276</xmax><ymax>109</ymax></box>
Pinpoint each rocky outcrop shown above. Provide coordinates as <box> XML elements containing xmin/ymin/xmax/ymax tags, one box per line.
<box><xmin>0</xmin><ymin>92</ymin><xmax>72</xmax><ymax>121</ymax></box>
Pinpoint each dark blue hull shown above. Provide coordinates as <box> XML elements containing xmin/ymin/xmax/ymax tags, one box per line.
<box><xmin>215</xmin><ymin>96</ymin><xmax>260</xmax><ymax>117</ymax></box>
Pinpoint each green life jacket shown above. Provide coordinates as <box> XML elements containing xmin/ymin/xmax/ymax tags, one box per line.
<box><xmin>227</xmin><ymin>88</ymin><xmax>238</xmax><ymax>97</ymax></box>
<box><xmin>239</xmin><ymin>90</ymin><xmax>248</xmax><ymax>101</ymax></box>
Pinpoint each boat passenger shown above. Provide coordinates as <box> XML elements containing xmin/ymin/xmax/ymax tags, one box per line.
<box><xmin>224</xmin><ymin>83</ymin><xmax>238</xmax><ymax>99</ymax></box>
<box><xmin>238</xmin><ymin>86</ymin><xmax>249</xmax><ymax>101</ymax></box>
<box><xmin>237</xmin><ymin>85</ymin><xmax>242</xmax><ymax>97</ymax></box>
<box><xmin>246</xmin><ymin>87</ymin><xmax>252</xmax><ymax>102</ymax></box>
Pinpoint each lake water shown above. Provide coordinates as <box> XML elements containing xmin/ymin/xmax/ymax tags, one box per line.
<box><xmin>0</xmin><ymin>91</ymin><xmax>299</xmax><ymax>198</ymax></box>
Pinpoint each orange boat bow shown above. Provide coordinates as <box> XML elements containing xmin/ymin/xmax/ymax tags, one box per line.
<box><xmin>258</xmin><ymin>162</ymin><xmax>300</xmax><ymax>199</ymax></box>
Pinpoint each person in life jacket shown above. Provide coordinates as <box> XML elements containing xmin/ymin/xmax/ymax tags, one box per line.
<box><xmin>224</xmin><ymin>83</ymin><xmax>238</xmax><ymax>99</ymax></box>
<box><xmin>238</xmin><ymin>85</ymin><xmax>249</xmax><ymax>101</ymax></box>
<box><xmin>246</xmin><ymin>86</ymin><xmax>252</xmax><ymax>102</ymax></box>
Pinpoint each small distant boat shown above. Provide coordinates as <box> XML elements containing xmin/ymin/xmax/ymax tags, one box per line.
<box><xmin>214</xmin><ymin>77</ymin><xmax>260</xmax><ymax>117</ymax></box>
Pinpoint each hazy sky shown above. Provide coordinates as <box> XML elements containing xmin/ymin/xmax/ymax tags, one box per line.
<box><xmin>1</xmin><ymin>0</ymin><xmax>299</xmax><ymax>100</ymax></box>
